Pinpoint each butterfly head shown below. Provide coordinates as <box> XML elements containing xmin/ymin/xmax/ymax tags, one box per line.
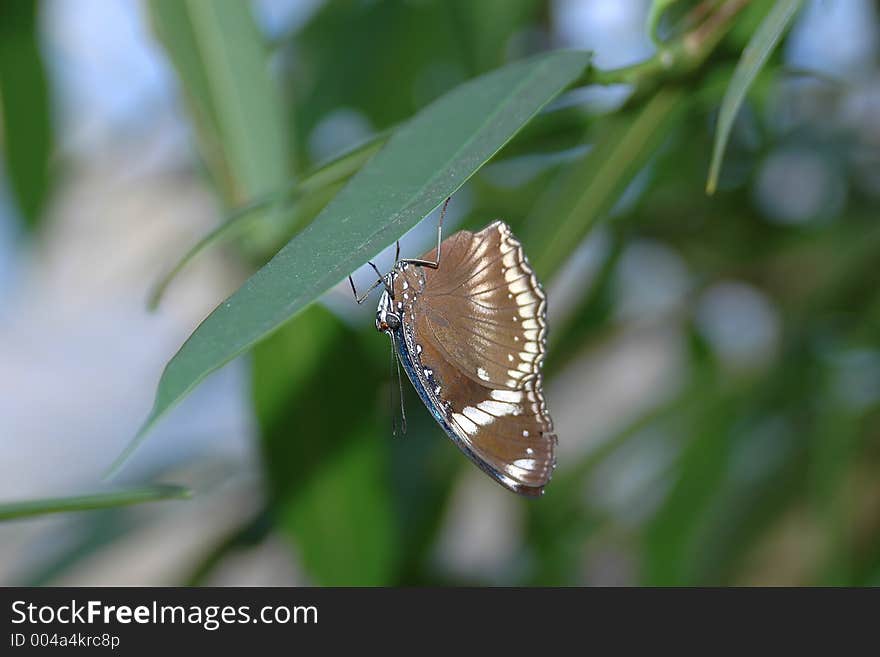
<box><xmin>375</xmin><ymin>272</ymin><xmax>401</xmax><ymax>334</ymax></box>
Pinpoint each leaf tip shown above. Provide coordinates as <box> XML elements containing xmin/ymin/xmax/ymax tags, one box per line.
<box><xmin>146</xmin><ymin>289</ymin><xmax>162</xmax><ymax>313</ymax></box>
<box><xmin>160</xmin><ymin>484</ymin><xmax>193</xmax><ymax>500</ymax></box>
<box><xmin>101</xmin><ymin>456</ymin><xmax>127</xmax><ymax>483</ymax></box>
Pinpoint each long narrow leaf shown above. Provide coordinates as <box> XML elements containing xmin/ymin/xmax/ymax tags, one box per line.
<box><xmin>148</xmin><ymin>0</ymin><xmax>290</xmax><ymax>203</ymax></box>
<box><xmin>706</xmin><ymin>0</ymin><xmax>803</xmax><ymax>194</ymax></box>
<box><xmin>647</xmin><ymin>0</ymin><xmax>685</xmax><ymax>44</ymax></box>
<box><xmin>0</xmin><ymin>1</ymin><xmax>53</xmax><ymax>231</ymax></box>
<box><xmin>527</xmin><ymin>87</ymin><xmax>687</xmax><ymax>278</ymax></box>
<box><xmin>0</xmin><ymin>485</ymin><xmax>190</xmax><ymax>521</ymax></box>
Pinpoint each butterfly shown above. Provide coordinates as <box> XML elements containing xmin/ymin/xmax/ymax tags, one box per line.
<box><xmin>350</xmin><ymin>201</ymin><xmax>557</xmax><ymax>496</ymax></box>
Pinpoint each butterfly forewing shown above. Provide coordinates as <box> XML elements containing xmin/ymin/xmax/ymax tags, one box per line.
<box><xmin>392</xmin><ymin>221</ymin><xmax>556</xmax><ymax>495</ymax></box>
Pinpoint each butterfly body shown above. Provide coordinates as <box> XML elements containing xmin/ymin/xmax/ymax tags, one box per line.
<box><xmin>375</xmin><ymin>220</ymin><xmax>557</xmax><ymax>496</ymax></box>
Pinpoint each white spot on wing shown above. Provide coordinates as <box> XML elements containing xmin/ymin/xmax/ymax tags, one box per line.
<box><xmin>471</xmin><ymin>282</ymin><xmax>494</xmax><ymax>295</ymax></box>
<box><xmin>452</xmin><ymin>413</ymin><xmax>478</xmax><ymax>435</ymax></box>
<box><xmin>478</xmin><ymin>400</ymin><xmax>520</xmax><ymax>416</ymax></box>
<box><xmin>462</xmin><ymin>406</ymin><xmax>494</xmax><ymax>426</ymax></box>
<box><xmin>477</xmin><ymin>367</ymin><xmax>490</xmax><ymax>381</ymax></box>
<box><xmin>490</xmin><ymin>390</ymin><xmax>522</xmax><ymax>403</ymax></box>
<box><xmin>509</xmin><ymin>279</ymin><xmax>530</xmax><ymax>294</ymax></box>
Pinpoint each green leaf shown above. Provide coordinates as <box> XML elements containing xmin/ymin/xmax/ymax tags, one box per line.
<box><xmin>0</xmin><ymin>485</ymin><xmax>190</xmax><ymax>522</ymax></box>
<box><xmin>706</xmin><ymin>0</ymin><xmax>804</xmax><ymax>194</ymax></box>
<box><xmin>647</xmin><ymin>0</ymin><xmax>686</xmax><ymax>44</ymax></box>
<box><xmin>448</xmin><ymin>0</ymin><xmax>539</xmax><ymax>72</ymax></box>
<box><xmin>148</xmin><ymin>133</ymin><xmax>387</xmax><ymax>310</ymax></box>
<box><xmin>250</xmin><ymin>306</ymin><xmax>397</xmax><ymax>586</ymax></box>
<box><xmin>281</xmin><ymin>433</ymin><xmax>396</xmax><ymax>585</ymax></box>
<box><xmin>809</xmin><ymin>406</ymin><xmax>860</xmax><ymax>584</ymax></box>
<box><xmin>252</xmin><ymin>306</ymin><xmax>365</xmax><ymax>507</ymax></box>
<box><xmin>642</xmin><ymin>394</ymin><xmax>735</xmax><ymax>585</ymax></box>
<box><xmin>0</xmin><ymin>0</ymin><xmax>54</xmax><ymax>231</ymax></box>
<box><xmin>526</xmin><ymin>86</ymin><xmax>687</xmax><ymax>278</ymax></box>
<box><xmin>108</xmin><ymin>49</ymin><xmax>593</xmax><ymax>475</ymax></box>
<box><xmin>148</xmin><ymin>0</ymin><xmax>290</xmax><ymax>203</ymax></box>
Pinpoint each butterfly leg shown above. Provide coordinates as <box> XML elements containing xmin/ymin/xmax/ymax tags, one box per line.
<box><xmin>348</xmin><ymin>261</ymin><xmax>388</xmax><ymax>304</ymax></box>
<box><xmin>397</xmin><ymin>197</ymin><xmax>449</xmax><ymax>269</ymax></box>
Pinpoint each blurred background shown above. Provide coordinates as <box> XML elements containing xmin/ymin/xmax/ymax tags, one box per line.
<box><xmin>1</xmin><ymin>0</ymin><xmax>879</xmax><ymax>586</ymax></box>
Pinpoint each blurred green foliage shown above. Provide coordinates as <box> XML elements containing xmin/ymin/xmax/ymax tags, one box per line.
<box><xmin>149</xmin><ymin>0</ymin><xmax>290</xmax><ymax>206</ymax></box>
<box><xmin>3</xmin><ymin>0</ymin><xmax>879</xmax><ymax>586</ymax></box>
<box><xmin>0</xmin><ymin>0</ymin><xmax>53</xmax><ymax>232</ymax></box>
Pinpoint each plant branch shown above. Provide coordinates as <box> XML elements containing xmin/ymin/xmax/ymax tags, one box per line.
<box><xmin>582</xmin><ymin>0</ymin><xmax>752</xmax><ymax>90</ymax></box>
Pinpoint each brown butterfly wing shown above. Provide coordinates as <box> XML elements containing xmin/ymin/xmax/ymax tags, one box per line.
<box><xmin>394</xmin><ymin>221</ymin><xmax>556</xmax><ymax>494</ymax></box>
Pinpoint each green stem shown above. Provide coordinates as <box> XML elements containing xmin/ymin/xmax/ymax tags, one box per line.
<box><xmin>578</xmin><ymin>0</ymin><xmax>751</xmax><ymax>90</ymax></box>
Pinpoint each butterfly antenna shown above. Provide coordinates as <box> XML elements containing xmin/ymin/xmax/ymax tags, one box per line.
<box><xmin>388</xmin><ymin>332</ymin><xmax>407</xmax><ymax>437</ymax></box>
<box><xmin>395</xmin><ymin>341</ymin><xmax>407</xmax><ymax>435</ymax></box>
<box><xmin>389</xmin><ymin>333</ymin><xmax>398</xmax><ymax>437</ymax></box>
